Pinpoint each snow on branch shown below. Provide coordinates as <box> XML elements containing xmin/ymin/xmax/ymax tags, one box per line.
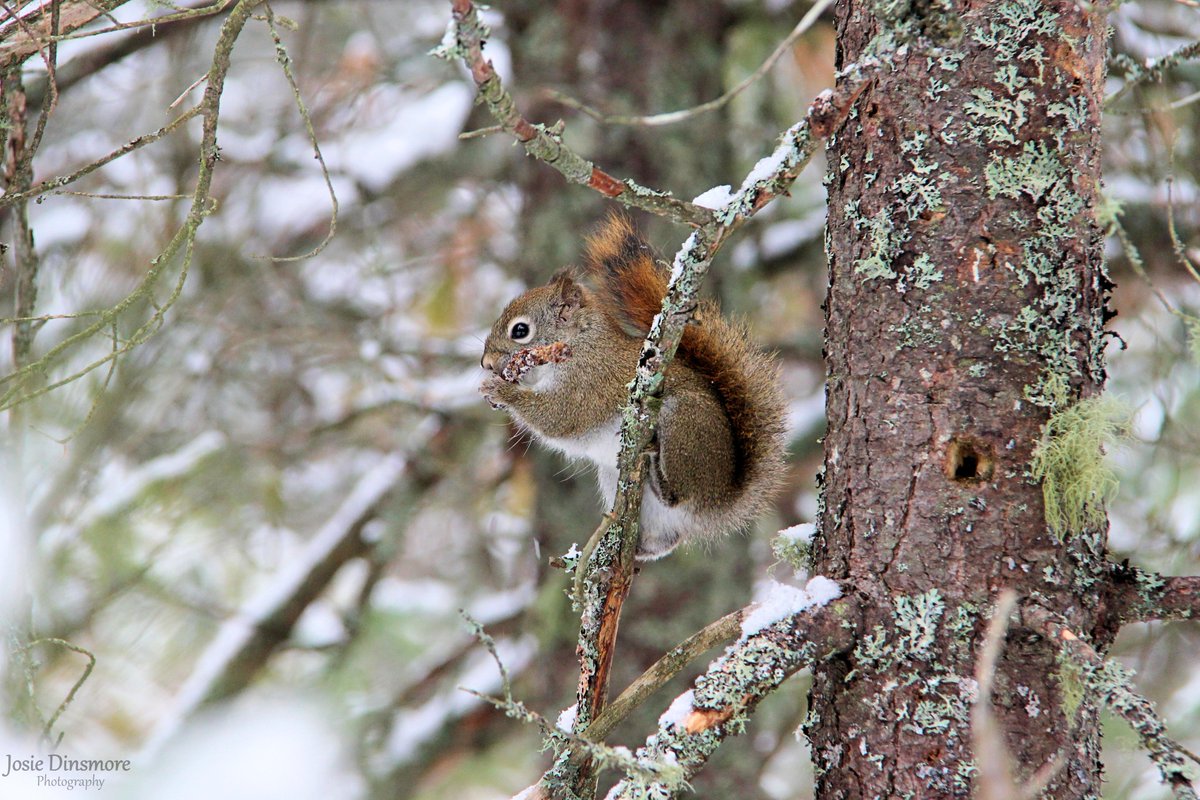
<box><xmin>141</xmin><ymin>454</ymin><xmax>406</xmax><ymax>758</ymax></box>
<box><xmin>601</xmin><ymin>590</ymin><xmax>860</xmax><ymax>800</ymax></box>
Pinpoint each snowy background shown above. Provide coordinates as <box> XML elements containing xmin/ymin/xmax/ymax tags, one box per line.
<box><xmin>1</xmin><ymin>0</ymin><xmax>1199</xmax><ymax>798</ymax></box>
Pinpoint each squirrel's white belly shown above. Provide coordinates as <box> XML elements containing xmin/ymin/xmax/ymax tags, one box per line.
<box><xmin>541</xmin><ymin>417</ymin><xmax>621</xmax><ymax>466</ymax></box>
<box><xmin>542</xmin><ymin>417</ymin><xmax>689</xmax><ymax>558</ymax></box>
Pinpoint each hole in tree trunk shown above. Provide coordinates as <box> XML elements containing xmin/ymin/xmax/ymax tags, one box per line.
<box><xmin>946</xmin><ymin>438</ymin><xmax>995</xmax><ymax>484</ymax></box>
<box><xmin>956</xmin><ymin>454</ymin><xmax>979</xmax><ymax>479</ymax></box>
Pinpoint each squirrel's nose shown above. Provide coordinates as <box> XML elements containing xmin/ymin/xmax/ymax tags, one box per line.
<box><xmin>482</xmin><ymin>353</ymin><xmax>496</xmax><ymax>372</ymax></box>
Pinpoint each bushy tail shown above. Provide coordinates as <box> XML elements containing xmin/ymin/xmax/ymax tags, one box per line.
<box><xmin>583</xmin><ymin>214</ymin><xmax>787</xmax><ymax>500</ymax></box>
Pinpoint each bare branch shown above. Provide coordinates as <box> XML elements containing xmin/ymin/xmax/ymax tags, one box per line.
<box><xmin>260</xmin><ymin>2</ymin><xmax>337</xmax><ymax>262</ymax></box>
<box><xmin>585</xmin><ymin>609</ymin><xmax>743</xmax><ymax>743</ymax></box>
<box><xmin>0</xmin><ymin>0</ymin><xmax>259</xmax><ymax>411</ymax></box>
<box><xmin>0</xmin><ymin>1</ymin><xmax>129</xmax><ymax>69</ymax></box>
<box><xmin>972</xmin><ymin>591</ymin><xmax>1066</xmax><ymax>800</ymax></box>
<box><xmin>973</xmin><ymin>591</ymin><xmax>1021</xmax><ymax>800</ymax></box>
<box><xmin>0</xmin><ymin>105</ymin><xmax>203</xmax><ymax>210</ymax></box>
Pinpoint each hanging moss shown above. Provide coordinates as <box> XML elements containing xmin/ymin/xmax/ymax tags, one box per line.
<box><xmin>1030</xmin><ymin>392</ymin><xmax>1131</xmax><ymax>538</ymax></box>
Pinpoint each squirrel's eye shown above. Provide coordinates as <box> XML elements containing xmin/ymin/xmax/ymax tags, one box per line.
<box><xmin>509</xmin><ymin>319</ymin><xmax>533</xmax><ymax>342</ymax></box>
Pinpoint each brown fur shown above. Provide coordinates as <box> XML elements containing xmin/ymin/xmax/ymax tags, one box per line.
<box><xmin>582</xmin><ymin>214</ymin><xmax>787</xmax><ymax>497</ymax></box>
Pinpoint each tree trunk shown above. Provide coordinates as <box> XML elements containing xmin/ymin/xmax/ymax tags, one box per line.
<box><xmin>810</xmin><ymin>1</ymin><xmax>1112</xmax><ymax>797</ymax></box>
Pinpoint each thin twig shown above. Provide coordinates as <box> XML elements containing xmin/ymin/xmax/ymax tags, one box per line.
<box><xmin>1108</xmin><ymin>39</ymin><xmax>1200</xmax><ymax>108</ymax></box>
<box><xmin>972</xmin><ymin>591</ymin><xmax>1065</xmax><ymax>799</ymax></box>
<box><xmin>0</xmin><ymin>0</ymin><xmax>237</xmax><ymax>60</ymax></box>
<box><xmin>585</xmin><ymin>609</ymin><xmax>742</xmax><ymax>742</ymax></box>
<box><xmin>973</xmin><ymin>591</ymin><xmax>1020</xmax><ymax>800</ymax></box>
<box><xmin>260</xmin><ymin>2</ymin><xmax>337</xmax><ymax>261</ymax></box>
<box><xmin>544</xmin><ymin>0</ymin><xmax>835</xmax><ymax>128</ymax></box>
<box><xmin>18</xmin><ymin>637</ymin><xmax>97</xmax><ymax>747</ymax></box>
<box><xmin>0</xmin><ymin>0</ymin><xmax>261</xmax><ymax>412</ymax></box>
<box><xmin>1167</xmin><ymin>172</ymin><xmax>1200</xmax><ymax>286</ymax></box>
<box><xmin>0</xmin><ymin>104</ymin><xmax>203</xmax><ymax>209</ymax></box>
<box><xmin>442</xmin><ymin>0</ymin><xmax>713</xmax><ymax>228</ymax></box>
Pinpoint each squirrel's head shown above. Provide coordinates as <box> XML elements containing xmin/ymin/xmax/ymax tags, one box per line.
<box><xmin>481</xmin><ymin>270</ymin><xmax>591</xmax><ymax>374</ymax></box>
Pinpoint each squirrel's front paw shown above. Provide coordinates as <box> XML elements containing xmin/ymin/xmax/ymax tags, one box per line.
<box><xmin>479</xmin><ymin>376</ymin><xmax>509</xmax><ymax>410</ymax></box>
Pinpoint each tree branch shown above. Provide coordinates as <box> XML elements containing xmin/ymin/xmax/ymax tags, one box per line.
<box><xmin>1108</xmin><ymin>39</ymin><xmax>1200</xmax><ymax>108</ymax></box>
<box><xmin>973</xmin><ymin>591</ymin><xmax>1065</xmax><ymax>800</ymax></box>
<box><xmin>1107</xmin><ymin>564</ymin><xmax>1200</xmax><ymax>625</ymax></box>
<box><xmin>603</xmin><ymin>591</ymin><xmax>859</xmax><ymax>799</ymax></box>
<box><xmin>140</xmin><ymin>454</ymin><xmax>406</xmax><ymax>758</ymax></box>
<box><xmin>442</xmin><ymin>0</ymin><xmax>713</xmax><ymax>227</ymax></box>
<box><xmin>541</xmin><ymin>0</ymin><xmax>836</xmax><ymax>128</ymax></box>
<box><xmin>584</xmin><ymin>609</ymin><xmax>743</xmax><ymax>743</ymax></box>
<box><xmin>1024</xmin><ymin>604</ymin><xmax>1198</xmax><ymax>800</ymax></box>
<box><xmin>0</xmin><ymin>0</ymin><xmax>258</xmax><ymax>411</ymax></box>
<box><xmin>0</xmin><ymin>1</ymin><xmax>127</xmax><ymax>69</ymax></box>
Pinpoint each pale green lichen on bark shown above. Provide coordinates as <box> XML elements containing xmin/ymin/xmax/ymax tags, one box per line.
<box><xmin>852</xmin><ymin>208</ymin><xmax>903</xmax><ymax>281</ymax></box>
<box><xmin>1030</xmin><ymin>386</ymin><xmax>1131</xmax><ymax>538</ymax></box>
<box><xmin>1055</xmin><ymin>650</ymin><xmax>1086</xmax><ymax>727</ymax></box>
<box><xmin>772</xmin><ymin>532</ymin><xmax>811</xmax><ymax>569</ymax></box>
<box><xmin>950</xmin><ymin>0</ymin><xmax>1110</xmax><ymax>408</ymax></box>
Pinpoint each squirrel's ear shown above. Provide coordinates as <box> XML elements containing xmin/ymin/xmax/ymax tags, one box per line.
<box><xmin>550</xmin><ymin>269</ymin><xmax>583</xmax><ymax>320</ymax></box>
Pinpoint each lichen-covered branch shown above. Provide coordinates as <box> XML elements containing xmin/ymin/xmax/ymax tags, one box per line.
<box><xmin>1108</xmin><ymin>40</ymin><xmax>1200</xmax><ymax>108</ymax></box>
<box><xmin>604</xmin><ymin>593</ymin><xmax>860</xmax><ymax>800</ymax></box>
<box><xmin>0</xmin><ymin>0</ymin><xmax>261</xmax><ymax>411</ymax></box>
<box><xmin>442</xmin><ymin>0</ymin><xmax>713</xmax><ymax>227</ymax></box>
<box><xmin>1025</xmin><ymin>605</ymin><xmax>1198</xmax><ymax>800</ymax></box>
<box><xmin>1107</xmin><ymin>566</ymin><xmax>1200</xmax><ymax>625</ymax></box>
<box><xmin>4</xmin><ymin>69</ymin><xmax>38</xmax><ymax>371</ymax></box>
<box><xmin>4</xmin><ymin>0</ymin><xmax>59</xmax><ymax>375</ymax></box>
<box><xmin>585</xmin><ymin>609</ymin><xmax>743</xmax><ymax>743</ymax></box>
<box><xmin>0</xmin><ymin>105</ymin><xmax>202</xmax><ymax>210</ymax></box>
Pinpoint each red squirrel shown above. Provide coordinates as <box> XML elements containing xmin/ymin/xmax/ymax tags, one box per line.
<box><xmin>480</xmin><ymin>216</ymin><xmax>786</xmax><ymax>558</ymax></box>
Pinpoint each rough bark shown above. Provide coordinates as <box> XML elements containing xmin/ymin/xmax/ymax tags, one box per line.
<box><xmin>810</xmin><ymin>1</ymin><xmax>1113</xmax><ymax>797</ymax></box>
